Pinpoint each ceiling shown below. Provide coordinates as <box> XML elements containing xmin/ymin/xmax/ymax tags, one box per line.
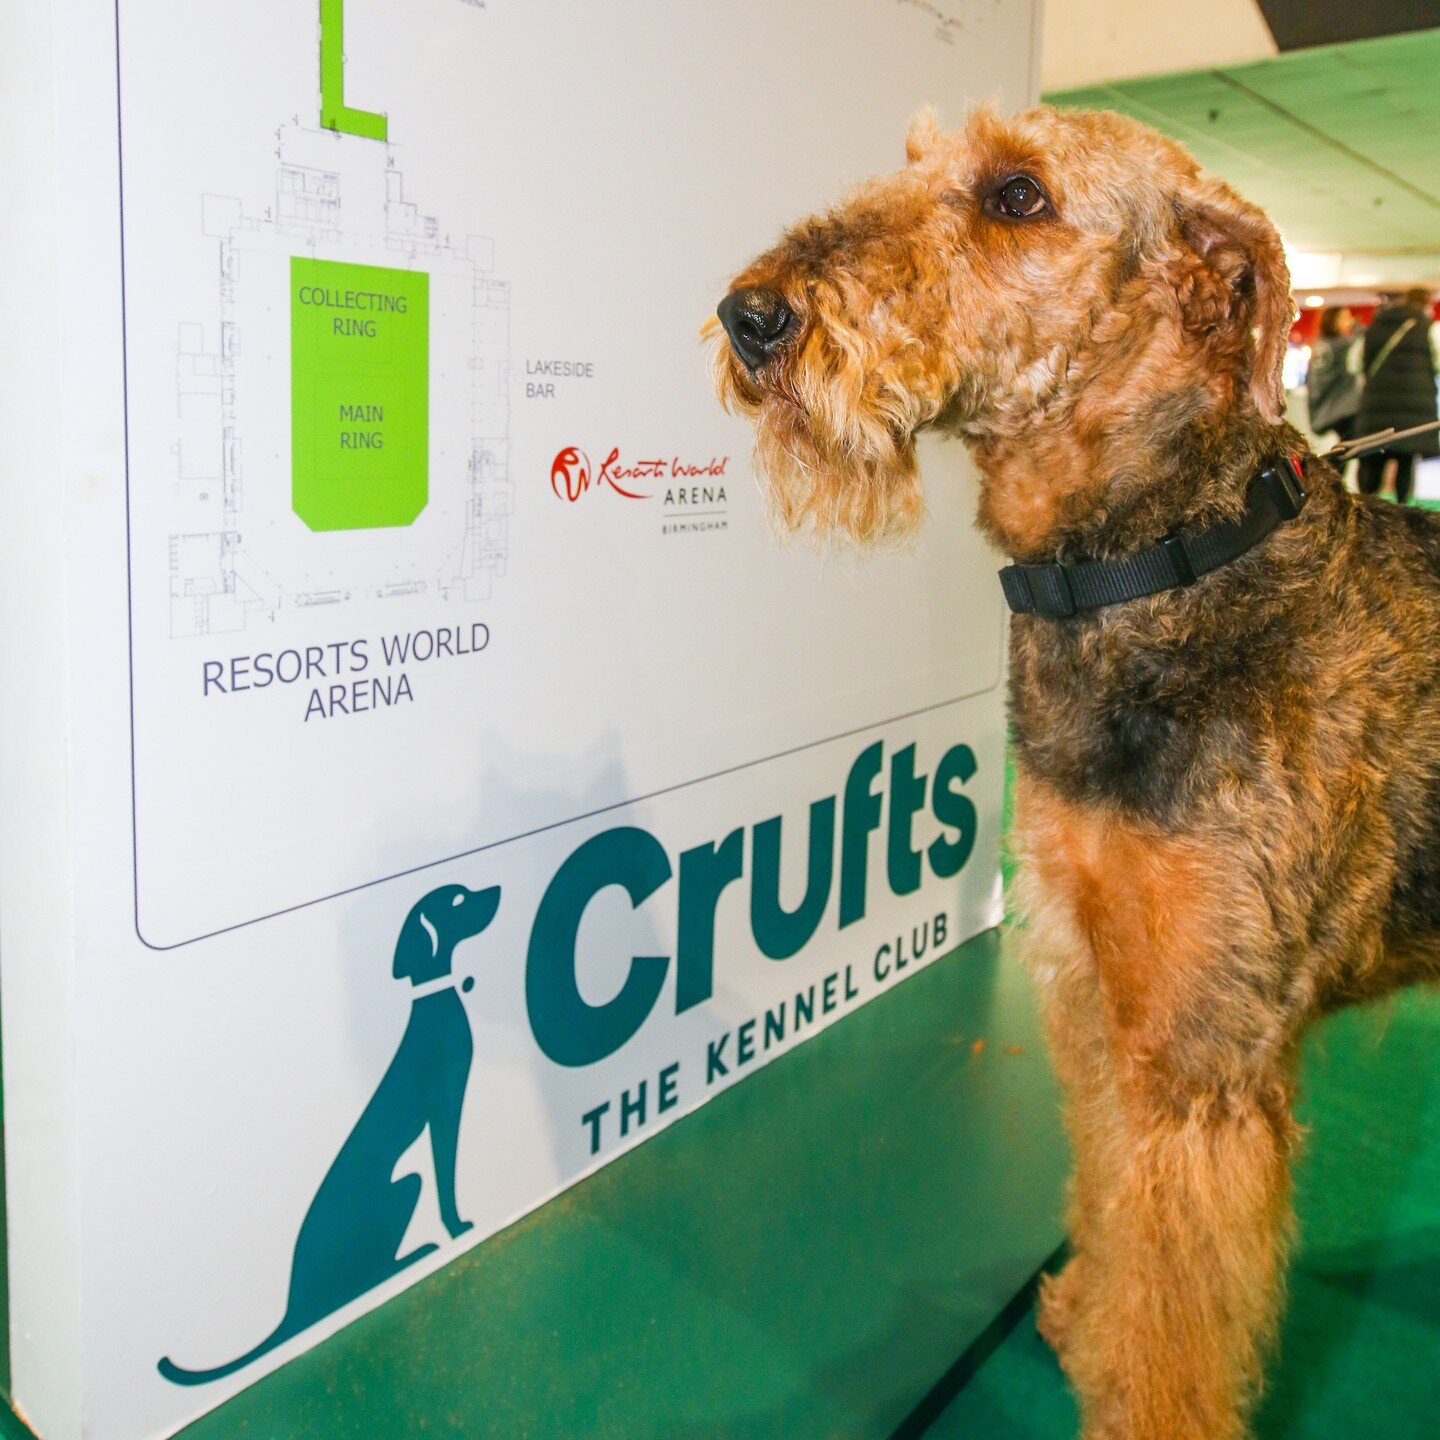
<box><xmin>1040</xmin><ymin>0</ymin><xmax>1276</xmax><ymax>94</ymax></box>
<box><xmin>1255</xmin><ymin>0</ymin><xmax>1440</xmax><ymax>51</ymax></box>
<box><xmin>1044</xmin><ymin>27</ymin><xmax>1440</xmax><ymax>283</ymax></box>
<box><xmin>1040</xmin><ymin>0</ymin><xmax>1440</xmax><ymax>93</ymax></box>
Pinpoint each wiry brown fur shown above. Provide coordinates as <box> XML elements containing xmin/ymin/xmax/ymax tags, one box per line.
<box><xmin>710</xmin><ymin>104</ymin><xmax>1440</xmax><ymax>1439</ymax></box>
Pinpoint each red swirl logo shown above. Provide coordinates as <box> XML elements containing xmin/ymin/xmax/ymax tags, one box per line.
<box><xmin>550</xmin><ymin>446</ymin><xmax>592</xmax><ymax>502</ymax></box>
<box><xmin>549</xmin><ymin>446</ymin><xmax>655</xmax><ymax>502</ymax></box>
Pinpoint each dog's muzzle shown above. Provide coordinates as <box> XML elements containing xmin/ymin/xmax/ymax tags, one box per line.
<box><xmin>717</xmin><ymin>287</ymin><xmax>794</xmax><ymax>370</ymax></box>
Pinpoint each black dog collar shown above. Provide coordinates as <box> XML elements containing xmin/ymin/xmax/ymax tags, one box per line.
<box><xmin>998</xmin><ymin>457</ymin><xmax>1307</xmax><ymax>620</ymax></box>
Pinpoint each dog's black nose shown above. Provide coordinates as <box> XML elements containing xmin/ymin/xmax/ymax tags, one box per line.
<box><xmin>717</xmin><ymin>287</ymin><xmax>794</xmax><ymax>369</ymax></box>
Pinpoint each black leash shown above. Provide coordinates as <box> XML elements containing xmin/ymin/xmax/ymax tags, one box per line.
<box><xmin>998</xmin><ymin>456</ymin><xmax>1307</xmax><ymax>619</ymax></box>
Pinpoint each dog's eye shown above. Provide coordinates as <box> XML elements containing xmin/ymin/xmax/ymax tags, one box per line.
<box><xmin>989</xmin><ymin>175</ymin><xmax>1049</xmax><ymax>220</ymax></box>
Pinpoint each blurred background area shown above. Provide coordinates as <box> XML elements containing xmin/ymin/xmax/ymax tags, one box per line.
<box><xmin>1043</xmin><ymin>1</ymin><xmax>1440</xmax><ymax>502</ymax></box>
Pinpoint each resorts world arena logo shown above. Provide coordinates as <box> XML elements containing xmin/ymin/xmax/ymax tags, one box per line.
<box><xmin>550</xmin><ymin>446</ymin><xmax>731</xmax><ymax>534</ymax></box>
<box><xmin>550</xmin><ymin>446</ymin><xmax>653</xmax><ymax>501</ymax></box>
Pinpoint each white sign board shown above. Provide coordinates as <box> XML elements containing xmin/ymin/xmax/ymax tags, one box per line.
<box><xmin>0</xmin><ymin>2</ymin><xmax>1038</xmax><ymax>1436</ymax></box>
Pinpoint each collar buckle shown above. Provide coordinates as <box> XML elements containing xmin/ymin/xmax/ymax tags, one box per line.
<box><xmin>1161</xmin><ymin>534</ymin><xmax>1196</xmax><ymax>586</ymax></box>
<box><xmin>1045</xmin><ymin>565</ymin><xmax>1077</xmax><ymax>618</ymax></box>
<box><xmin>1027</xmin><ymin>563</ymin><xmax>1076</xmax><ymax>618</ymax></box>
<box><xmin>1260</xmin><ymin>456</ymin><xmax>1306</xmax><ymax>521</ymax></box>
<box><xmin>998</xmin><ymin>562</ymin><xmax>1076</xmax><ymax>618</ymax></box>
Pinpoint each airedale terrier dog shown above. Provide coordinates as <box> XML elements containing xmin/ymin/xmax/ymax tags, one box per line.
<box><xmin>710</xmin><ymin>104</ymin><xmax>1440</xmax><ymax>1439</ymax></box>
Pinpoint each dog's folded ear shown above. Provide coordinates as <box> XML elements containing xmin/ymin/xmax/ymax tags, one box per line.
<box><xmin>1173</xmin><ymin>177</ymin><xmax>1292</xmax><ymax>423</ymax></box>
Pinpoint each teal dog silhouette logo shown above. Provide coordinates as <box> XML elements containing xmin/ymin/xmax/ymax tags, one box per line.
<box><xmin>158</xmin><ymin>883</ymin><xmax>499</xmax><ymax>1385</ymax></box>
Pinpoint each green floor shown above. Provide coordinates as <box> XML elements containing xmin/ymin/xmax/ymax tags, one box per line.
<box><xmin>929</xmin><ymin>988</ymin><xmax>1440</xmax><ymax>1439</ymax></box>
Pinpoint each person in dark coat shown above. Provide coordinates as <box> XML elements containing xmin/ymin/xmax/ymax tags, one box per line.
<box><xmin>1355</xmin><ymin>288</ymin><xmax>1440</xmax><ymax>505</ymax></box>
<box><xmin>1306</xmin><ymin>306</ymin><xmax>1364</xmax><ymax>443</ymax></box>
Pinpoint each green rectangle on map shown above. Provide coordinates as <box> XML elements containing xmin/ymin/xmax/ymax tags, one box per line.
<box><xmin>291</xmin><ymin>257</ymin><xmax>429</xmax><ymax>531</ymax></box>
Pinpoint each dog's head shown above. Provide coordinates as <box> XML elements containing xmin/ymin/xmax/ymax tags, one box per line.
<box><xmin>393</xmin><ymin>884</ymin><xmax>502</xmax><ymax>984</ymax></box>
<box><xmin>709</xmin><ymin>104</ymin><xmax>1291</xmax><ymax>548</ymax></box>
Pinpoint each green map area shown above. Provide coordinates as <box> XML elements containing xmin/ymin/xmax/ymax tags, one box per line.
<box><xmin>319</xmin><ymin>0</ymin><xmax>387</xmax><ymax>141</ymax></box>
<box><xmin>291</xmin><ymin>257</ymin><xmax>429</xmax><ymax>532</ymax></box>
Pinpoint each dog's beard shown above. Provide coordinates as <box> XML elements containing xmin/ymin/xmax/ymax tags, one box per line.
<box><xmin>750</xmin><ymin>399</ymin><xmax>923</xmax><ymax>544</ymax></box>
<box><xmin>711</xmin><ymin>336</ymin><xmax>926</xmax><ymax>545</ymax></box>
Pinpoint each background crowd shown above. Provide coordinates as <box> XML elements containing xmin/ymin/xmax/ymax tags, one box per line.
<box><xmin>1304</xmin><ymin>288</ymin><xmax>1440</xmax><ymax>503</ymax></box>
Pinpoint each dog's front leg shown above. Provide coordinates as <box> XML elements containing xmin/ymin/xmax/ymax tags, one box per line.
<box><xmin>1017</xmin><ymin>782</ymin><xmax>1300</xmax><ymax>1438</ymax></box>
<box><xmin>1065</xmin><ymin>1057</ymin><xmax>1296</xmax><ymax>1440</ymax></box>
<box><xmin>1030</xmin><ymin>962</ymin><xmax>1123</xmax><ymax>1365</ymax></box>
